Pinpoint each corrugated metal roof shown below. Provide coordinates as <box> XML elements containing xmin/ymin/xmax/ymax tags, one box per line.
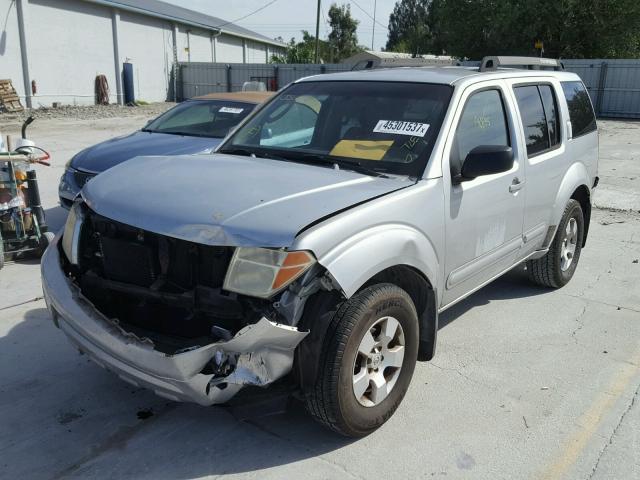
<box><xmin>84</xmin><ymin>0</ymin><xmax>286</xmax><ymax>47</ymax></box>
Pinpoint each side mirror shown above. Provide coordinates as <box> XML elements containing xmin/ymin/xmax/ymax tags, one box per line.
<box><xmin>457</xmin><ymin>145</ymin><xmax>514</xmax><ymax>182</ymax></box>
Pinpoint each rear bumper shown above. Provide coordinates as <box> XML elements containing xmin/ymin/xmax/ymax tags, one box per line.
<box><xmin>41</xmin><ymin>236</ymin><xmax>308</xmax><ymax>405</ymax></box>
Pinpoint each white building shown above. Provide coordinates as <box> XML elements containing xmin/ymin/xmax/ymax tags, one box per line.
<box><xmin>0</xmin><ymin>0</ymin><xmax>286</xmax><ymax>107</ymax></box>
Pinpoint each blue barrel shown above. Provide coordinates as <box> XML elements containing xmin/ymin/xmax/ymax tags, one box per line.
<box><xmin>122</xmin><ymin>62</ymin><xmax>135</xmax><ymax>105</ymax></box>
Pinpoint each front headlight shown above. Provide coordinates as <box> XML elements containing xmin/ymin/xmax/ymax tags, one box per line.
<box><xmin>223</xmin><ymin>247</ymin><xmax>316</xmax><ymax>298</ymax></box>
<box><xmin>61</xmin><ymin>201</ymin><xmax>85</xmax><ymax>265</ymax></box>
<box><xmin>59</xmin><ymin>167</ymin><xmax>79</xmax><ymax>195</ymax></box>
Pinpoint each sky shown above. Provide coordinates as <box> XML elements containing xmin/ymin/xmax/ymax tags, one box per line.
<box><xmin>165</xmin><ymin>0</ymin><xmax>395</xmax><ymax>51</ymax></box>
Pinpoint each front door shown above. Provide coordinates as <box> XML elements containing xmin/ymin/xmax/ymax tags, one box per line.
<box><xmin>441</xmin><ymin>81</ymin><xmax>526</xmax><ymax>307</ymax></box>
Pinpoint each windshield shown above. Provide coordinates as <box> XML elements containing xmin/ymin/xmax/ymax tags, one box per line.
<box><xmin>220</xmin><ymin>81</ymin><xmax>452</xmax><ymax>176</ymax></box>
<box><xmin>144</xmin><ymin>100</ymin><xmax>255</xmax><ymax>138</ymax></box>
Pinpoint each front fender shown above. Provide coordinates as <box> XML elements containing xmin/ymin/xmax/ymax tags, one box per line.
<box><xmin>317</xmin><ymin>224</ymin><xmax>439</xmax><ymax>298</ymax></box>
<box><xmin>551</xmin><ymin>162</ymin><xmax>591</xmax><ymax>227</ymax></box>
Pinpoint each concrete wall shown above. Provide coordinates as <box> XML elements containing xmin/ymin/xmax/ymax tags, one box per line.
<box><xmin>246</xmin><ymin>41</ymin><xmax>267</xmax><ymax>63</ymax></box>
<box><xmin>118</xmin><ymin>10</ymin><xmax>173</xmax><ymax>102</ymax></box>
<box><xmin>215</xmin><ymin>34</ymin><xmax>243</xmax><ymax>63</ymax></box>
<box><xmin>2</xmin><ymin>0</ymin><xmax>280</xmax><ymax>107</ymax></box>
<box><xmin>24</xmin><ymin>0</ymin><xmax>116</xmax><ymax>106</ymax></box>
<box><xmin>0</xmin><ymin>0</ymin><xmax>26</xmax><ymax>101</ymax></box>
<box><xmin>180</xmin><ymin>27</ymin><xmax>212</xmax><ymax>63</ymax></box>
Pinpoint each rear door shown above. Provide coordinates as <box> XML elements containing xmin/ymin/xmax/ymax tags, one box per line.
<box><xmin>506</xmin><ymin>79</ymin><xmax>566</xmax><ymax>257</ymax></box>
<box><xmin>441</xmin><ymin>80</ymin><xmax>526</xmax><ymax>307</ymax></box>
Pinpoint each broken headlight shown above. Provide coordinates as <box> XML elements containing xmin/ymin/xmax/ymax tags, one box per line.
<box><xmin>223</xmin><ymin>247</ymin><xmax>315</xmax><ymax>298</ymax></box>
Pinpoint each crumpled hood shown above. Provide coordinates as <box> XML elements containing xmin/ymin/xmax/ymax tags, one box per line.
<box><xmin>71</xmin><ymin>131</ymin><xmax>221</xmax><ymax>173</ymax></box>
<box><xmin>82</xmin><ymin>154</ymin><xmax>411</xmax><ymax>247</ymax></box>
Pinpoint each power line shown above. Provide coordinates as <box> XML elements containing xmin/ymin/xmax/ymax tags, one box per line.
<box><xmin>214</xmin><ymin>0</ymin><xmax>281</xmax><ymax>29</ymax></box>
<box><xmin>350</xmin><ymin>0</ymin><xmax>387</xmax><ymax>29</ymax></box>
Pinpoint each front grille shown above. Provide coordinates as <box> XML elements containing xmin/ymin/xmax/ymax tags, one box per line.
<box><xmin>79</xmin><ymin>210</ymin><xmax>233</xmax><ymax>290</ymax></box>
<box><xmin>99</xmin><ymin>236</ymin><xmax>158</xmax><ymax>287</ymax></box>
<box><xmin>72</xmin><ymin>208</ymin><xmax>253</xmax><ymax>348</ymax></box>
<box><xmin>74</xmin><ymin>170</ymin><xmax>95</xmax><ymax>189</ymax></box>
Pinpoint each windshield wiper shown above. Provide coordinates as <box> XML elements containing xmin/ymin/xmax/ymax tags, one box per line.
<box><xmin>218</xmin><ymin>147</ymin><xmax>288</xmax><ymax>161</ymax></box>
<box><xmin>219</xmin><ymin>147</ymin><xmax>388</xmax><ymax>178</ymax></box>
<box><xmin>296</xmin><ymin>153</ymin><xmax>390</xmax><ymax>178</ymax></box>
<box><xmin>158</xmin><ymin>131</ymin><xmax>214</xmax><ymax>138</ymax></box>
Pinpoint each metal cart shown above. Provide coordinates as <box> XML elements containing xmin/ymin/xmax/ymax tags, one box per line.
<box><xmin>0</xmin><ymin>117</ymin><xmax>52</xmax><ymax>270</ymax></box>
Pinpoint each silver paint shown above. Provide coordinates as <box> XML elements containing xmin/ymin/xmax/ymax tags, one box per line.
<box><xmin>42</xmin><ymin>66</ymin><xmax>598</xmax><ymax>408</ymax></box>
<box><xmin>81</xmin><ymin>153</ymin><xmax>412</xmax><ymax>247</ymax></box>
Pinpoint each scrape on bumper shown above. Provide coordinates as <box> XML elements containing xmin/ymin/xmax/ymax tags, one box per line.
<box><xmin>40</xmin><ymin>236</ymin><xmax>308</xmax><ymax>405</ymax></box>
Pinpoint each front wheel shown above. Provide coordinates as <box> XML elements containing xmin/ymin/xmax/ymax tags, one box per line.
<box><xmin>304</xmin><ymin>284</ymin><xmax>419</xmax><ymax>437</ymax></box>
<box><xmin>527</xmin><ymin>199</ymin><xmax>584</xmax><ymax>288</ymax></box>
<box><xmin>37</xmin><ymin>231</ymin><xmax>55</xmax><ymax>257</ymax></box>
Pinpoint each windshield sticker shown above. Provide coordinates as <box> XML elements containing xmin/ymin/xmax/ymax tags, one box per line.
<box><xmin>330</xmin><ymin>140</ymin><xmax>393</xmax><ymax>161</ymax></box>
<box><xmin>373</xmin><ymin>120</ymin><xmax>429</xmax><ymax>137</ymax></box>
<box><xmin>219</xmin><ymin>107</ymin><xmax>244</xmax><ymax>114</ymax></box>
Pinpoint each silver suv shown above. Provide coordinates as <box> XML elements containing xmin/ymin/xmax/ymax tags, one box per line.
<box><xmin>42</xmin><ymin>57</ymin><xmax>598</xmax><ymax>437</ymax></box>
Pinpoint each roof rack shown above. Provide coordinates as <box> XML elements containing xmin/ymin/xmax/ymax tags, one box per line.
<box><xmin>479</xmin><ymin>56</ymin><xmax>564</xmax><ymax>72</ymax></box>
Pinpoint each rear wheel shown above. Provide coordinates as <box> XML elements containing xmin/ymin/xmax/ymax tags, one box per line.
<box><xmin>304</xmin><ymin>284</ymin><xmax>419</xmax><ymax>437</ymax></box>
<box><xmin>527</xmin><ymin>199</ymin><xmax>584</xmax><ymax>288</ymax></box>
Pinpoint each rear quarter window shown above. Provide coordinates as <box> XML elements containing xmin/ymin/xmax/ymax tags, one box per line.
<box><xmin>561</xmin><ymin>81</ymin><xmax>597</xmax><ymax>138</ymax></box>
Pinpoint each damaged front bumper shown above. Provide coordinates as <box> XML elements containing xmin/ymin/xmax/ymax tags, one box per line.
<box><xmin>41</xmin><ymin>236</ymin><xmax>308</xmax><ymax>406</ymax></box>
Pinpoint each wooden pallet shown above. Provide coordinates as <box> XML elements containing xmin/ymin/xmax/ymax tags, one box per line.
<box><xmin>0</xmin><ymin>79</ymin><xmax>24</xmax><ymax>112</ymax></box>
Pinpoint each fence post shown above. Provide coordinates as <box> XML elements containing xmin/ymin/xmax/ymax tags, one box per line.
<box><xmin>273</xmin><ymin>65</ymin><xmax>279</xmax><ymax>91</ymax></box>
<box><xmin>595</xmin><ymin>61</ymin><xmax>608</xmax><ymax>117</ymax></box>
<box><xmin>226</xmin><ymin>64</ymin><xmax>232</xmax><ymax>92</ymax></box>
<box><xmin>320</xmin><ymin>65</ymin><xmax>326</xmax><ymax>74</ymax></box>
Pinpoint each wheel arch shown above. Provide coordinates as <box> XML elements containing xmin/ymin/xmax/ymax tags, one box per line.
<box><xmin>294</xmin><ymin>263</ymin><xmax>438</xmax><ymax>394</ymax></box>
<box><xmin>360</xmin><ymin>264</ymin><xmax>438</xmax><ymax>362</ymax></box>
<box><xmin>314</xmin><ymin>224</ymin><xmax>440</xmax><ymax>362</ymax></box>
<box><xmin>570</xmin><ymin>184</ymin><xmax>591</xmax><ymax>247</ymax></box>
<box><xmin>552</xmin><ymin>163</ymin><xmax>592</xmax><ymax>247</ymax></box>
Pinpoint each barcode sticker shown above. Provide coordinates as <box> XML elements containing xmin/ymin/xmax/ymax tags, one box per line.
<box><xmin>219</xmin><ymin>107</ymin><xmax>244</xmax><ymax>114</ymax></box>
<box><xmin>373</xmin><ymin>120</ymin><xmax>430</xmax><ymax>137</ymax></box>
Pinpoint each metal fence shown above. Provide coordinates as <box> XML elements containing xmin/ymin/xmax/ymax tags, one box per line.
<box><xmin>562</xmin><ymin>59</ymin><xmax>640</xmax><ymax>118</ymax></box>
<box><xmin>178</xmin><ymin>59</ymin><xmax>640</xmax><ymax>118</ymax></box>
<box><xmin>178</xmin><ymin>62</ymin><xmax>351</xmax><ymax>99</ymax></box>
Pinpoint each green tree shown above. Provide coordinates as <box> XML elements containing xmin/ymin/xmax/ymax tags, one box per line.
<box><xmin>427</xmin><ymin>0</ymin><xmax>640</xmax><ymax>59</ymax></box>
<box><xmin>328</xmin><ymin>3</ymin><xmax>360</xmax><ymax>61</ymax></box>
<box><xmin>270</xmin><ymin>31</ymin><xmax>332</xmax><ymax>63</ymax></box>
<box><xmin>386</xmin><ymin>0</ymin><xmax>433</xmax><ymax>55</ymax></box>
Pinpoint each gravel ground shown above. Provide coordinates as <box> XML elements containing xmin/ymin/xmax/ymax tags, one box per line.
<box><xmin>0</xmin><ymin>102</ymin><xmax>175</xmax><ymax>130</ymax></box>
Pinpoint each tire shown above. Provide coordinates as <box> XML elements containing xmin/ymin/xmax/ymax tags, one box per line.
<box><xmin>304</xmin><ymin>283</ymin><xmax>419</xmax><ymax>437</ymax></box>
<box><xmin>37</xmin><ymin>231</ymin><xmax>55</xmax><ymax>257</ymax></box>
<box><xmin>527</xmin><ymin>199</ymin><xmax>584</xmax><ymax>288</ymax></box>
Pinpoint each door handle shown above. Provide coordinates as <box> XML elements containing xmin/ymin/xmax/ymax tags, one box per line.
<box><xmin>509</xmin><ymin>177</ymin><xmax>525</xmax><ymax>193</ymax></box>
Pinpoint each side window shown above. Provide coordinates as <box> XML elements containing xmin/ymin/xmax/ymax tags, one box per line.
<box><xmin>539</xmin><ymin>85</ymin><xmax>560</xmax><ymax>147</ymax></box>
<box><xmin>561</xmin><ymin>81</ymin><xmax>597</xmax><ymax>138</ymax></box>
<box><xmin>452</xmin><ymin>89</ymin><xmax>510</xmax><ymax>175</ymax></box>
<box><xmin>514</xmin><ymin>86</ymin><xmax>549</xmax><ymax>156</ymax></box>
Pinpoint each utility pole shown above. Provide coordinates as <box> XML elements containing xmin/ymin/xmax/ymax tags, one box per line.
<box><xmin>314</xmin><ymin>0</ymin><xmax>321</xmax><ymax>63</ymax></box>
<box><xmin>371</xmin><ymin>0</ymin><xmax>377</xmax><ymax>50</ymax></box>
